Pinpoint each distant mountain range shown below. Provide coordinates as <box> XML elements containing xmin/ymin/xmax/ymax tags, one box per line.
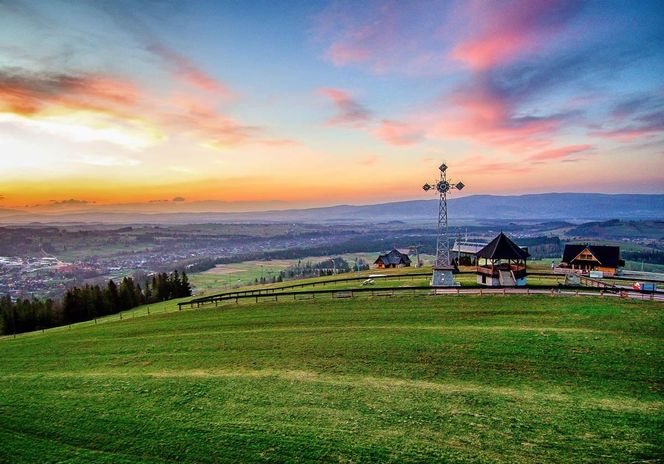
<box><xmin>0</xmin><ymin>193</ymin><xmax>662</xmax><ymax>225</ymax></box>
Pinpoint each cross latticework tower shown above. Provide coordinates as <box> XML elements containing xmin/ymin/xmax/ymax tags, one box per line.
<box><xmin>422</xmin><ymin>163</ymin><xmax>465</xmax><ymax>286</ymax></box>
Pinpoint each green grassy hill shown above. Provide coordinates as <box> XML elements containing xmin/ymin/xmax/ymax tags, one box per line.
<box><xmin>1</xmin><ymin>294</ymin><xmax>662</xmax><ymax>463</ymax></box>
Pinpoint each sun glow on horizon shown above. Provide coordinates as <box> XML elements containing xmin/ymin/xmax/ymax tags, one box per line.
<box><xmin>1</xmin><ymin>0</ymin><xmax>663</xmax><ymax>210</ymax></box>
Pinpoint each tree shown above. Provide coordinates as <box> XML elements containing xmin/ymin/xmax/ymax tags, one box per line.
<box><xmin>107</xmin><ymin>280</ymin><xmax>119</xmax><ymax>312</ymax></box>
<box><xmin>180</xmin><ymin>271</ymin><xmax>192</xmax><ymax>297</ymax></box>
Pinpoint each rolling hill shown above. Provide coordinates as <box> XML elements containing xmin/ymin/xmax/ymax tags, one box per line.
<box><xmin>0</xmin><ymin>294</ymin><xmax>662</xmax><ymax>463</ymax></box>
<box><xmin>0</xmin><ymin>193</ymin><xmax>662</xmax><ymax>224</ymax></box>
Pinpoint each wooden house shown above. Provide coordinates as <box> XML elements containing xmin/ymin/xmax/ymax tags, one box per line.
<box><xmin>374</xmin><ymin>249</ymin><xmax>411</xmax><ymax>268</ymax></box>
<box><xmin>560</xmin><ymin>244</ymin><xmax>624</xmax><ymax>276</ymax></box>
<box><xmin>476</xmin><ymin>233</ymin><xmax>529</xmax><ymax>286</ymax></box>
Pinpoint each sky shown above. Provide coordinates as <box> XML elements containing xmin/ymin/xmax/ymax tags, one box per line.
<box><xmin>1</xmin><ymin>0</ymin><xmax>663</xmax><ymax>211</ymax></box>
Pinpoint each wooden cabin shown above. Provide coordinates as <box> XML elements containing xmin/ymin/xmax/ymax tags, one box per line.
<box><xmin>560</xmin><ymin>244</ymin><xmax>624</xmax><ymax>276</ymax></box>
<box><xmin>476</xmin><ymin>233</ymin><xmax>529</xmax><ymax>286</ymax></box>
<box><xmin>374</xmin><ymin>249</ymin><xmax>411</xmax><ymax>269</ymax></box>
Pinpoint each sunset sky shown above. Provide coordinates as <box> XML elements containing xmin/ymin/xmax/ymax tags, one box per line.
<box><xmin>1</xmin><ymin>0</ymin><xmax>663</xmax><ymax>211</ymax></box>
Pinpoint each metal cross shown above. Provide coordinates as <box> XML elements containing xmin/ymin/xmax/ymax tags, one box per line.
<box><xmin>422</xmin><ymin>163</ymin><xmax>465</xmax><ymax>269</ymax></box>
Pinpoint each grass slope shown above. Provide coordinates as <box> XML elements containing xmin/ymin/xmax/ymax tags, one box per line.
<box><xmin>0</xmin><ymin>296</ymin><xmax>662</xmax><ymax>463</ymax></box>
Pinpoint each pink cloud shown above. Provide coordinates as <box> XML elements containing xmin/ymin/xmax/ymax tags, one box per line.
<box><xmin>318</xmin><ymin>88</ymin><xmax>426</xmax><ymax>147</ymax></box>
<box><xmin>314</xmin><ymin>1</ymin><xmax>451</xmax><ymax>75</ymax></box>
<box><xmin>149</xmin><ymin>45</ymin><xmax>233</xmax><ymax>98</ymax></box>
<box><xmin>161</xmin><ymin>94</ymin><xmax>257</xmax><ymax>147</ymax></box>
<box><xmin>374</xmin><ymin>119</ymin><xmax>424</xmax><ymax>146</ymax></box>
<box><xmin>591</xmin><ymin>127</ymin><xmax>662</xmax><ymax>142</ymax></box>
<box><xmin>426</xmin><ymin>80</ymin><xmax>562</xmax><ymax>152</ymax></box>
<box><xmin>319</xmin><ymin>87</ymin><xmax>371</xmax><ymax>127</ymax></box>
<box><xmin>260</xmin><ymin>138</ymin><xmax>302</xmax><ymax>148</ymax></box>
<box><xmin>590</xmin><ymin>102</ymin><xmax>664</xmax><ymax>142</ymax></box>
<box><xmin>528</xmin><ymin>144</ymin><xmax>592</xmax><ymax>161</ymax></box>
<box><xmin>327</xmin><ymin>42</ymin><xmax>371</xmax><ymax>67</ymax></box>
<box><xmin>315</xmin><ymin>0</ymin><xmax>583</xmax><ymax>75</ymax></box>
<box><xmin>456</xmin><ymin>154</ymin><xmax>534</xmax><ymax>174</ymax></box>
<box><xmin>359</xmin><ymin>154</ymin><xmax>378</xmax><ymax>166</ymax></box>
<box><xmin>450</xmin><ymin>0</ymin><xmax>584</xmax><ymax>70</ymax></box>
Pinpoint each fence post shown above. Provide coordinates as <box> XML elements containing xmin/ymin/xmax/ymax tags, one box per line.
<box><xmin>147</xmin><ymin>306</ymin><xmax>150</xmax><ymax>315</ymax></box>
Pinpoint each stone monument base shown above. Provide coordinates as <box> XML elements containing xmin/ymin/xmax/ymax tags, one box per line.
<box><xmin>431</xmin><ymin>267</ymin><xmax>459</xmax><ymax>287</ymax></box>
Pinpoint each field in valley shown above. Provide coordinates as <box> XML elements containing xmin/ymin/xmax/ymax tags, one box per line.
<box><xmin>0</xmin><ymin>294</ymin><xmax>662</xmax><ymax>463</ymax></box>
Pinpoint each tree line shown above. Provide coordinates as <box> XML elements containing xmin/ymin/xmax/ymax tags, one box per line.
<box><xmin>0</xmin><ymin>271</ymin><xmax>191</xmax><ymax>336</ymax></box>
<box><xmin>622</xmin><ymin>250</ymin><xmax>664</xmax><ymax>265</ymax></box>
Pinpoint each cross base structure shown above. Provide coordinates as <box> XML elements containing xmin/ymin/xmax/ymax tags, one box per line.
<box><xmin>431</xmin><ymin>266</ymin><xmax>458</xmax><ymax>287</ymax></box>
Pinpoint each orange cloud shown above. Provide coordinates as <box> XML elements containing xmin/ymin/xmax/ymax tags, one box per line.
<box><xmin>161</xmin><ymin>94</ymin><xmax>257</xmax><ymax>148</ymax></box>
<box><xmin>0</xmin><ymin>70</ymin><xmax>161</xmax><ymax>149</ymax></box>
<box><xmin>0</xmin><ymin>68</ymin><xmax>267</xmax><ymax>150</ymax></box>
<box><xmin>0</xmin><ymin>71</ymin><xmax>140</xmax><ymax>116</ymax></box>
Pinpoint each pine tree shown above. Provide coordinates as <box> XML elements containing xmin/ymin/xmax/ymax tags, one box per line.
<box><xmin>180</xmin><ymin>271</ymin><xmax>192</xmax><ymax>297</ymax></box>
<box><xmin>106</xmin><ymin>280</ymin><xmax>119</xmax><ymax>313</ymax></box>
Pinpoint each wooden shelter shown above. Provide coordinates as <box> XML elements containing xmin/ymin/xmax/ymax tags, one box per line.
<box><xmin>475</xmin><ymin>233</ymin><xmax>529</xmax><ymax>286</ymax></box>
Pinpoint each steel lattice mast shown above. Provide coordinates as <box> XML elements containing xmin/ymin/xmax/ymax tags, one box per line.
<box><xmin>423</xmin><ymin>162</ymin><xmax>465</xmax><ymax>286</ymax></box>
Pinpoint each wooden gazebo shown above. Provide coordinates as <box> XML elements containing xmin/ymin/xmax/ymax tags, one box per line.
<box><xmin>476</xmin><ymin>233</ymin><xmax>529</xmax><ymax>286</ymax></box>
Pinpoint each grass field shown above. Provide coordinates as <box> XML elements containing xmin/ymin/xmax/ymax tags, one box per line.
<box><xmin>0</xmin><ymin>295</ymin><xmax>662</xmax><ymax>463</ymax></box>
<box><xmin>189</xmin><ymin>252</ymin><xmax>389</xmax><ymax>292</ymax></box>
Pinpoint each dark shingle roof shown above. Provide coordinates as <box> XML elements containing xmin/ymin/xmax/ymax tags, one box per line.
<box><xmin>476</xmin><ymin>233</ymin><xmax>530</xmax><ymax>260</ymax></box>
<box><xmin>562</xmin><ymin>244</ymin><xmax>624</xmax><ymax>268</ymax></box>
<box><xmin>374</xmin><ymin>249</ymin><xmax>411</xmax><ymax>265</ymax></box>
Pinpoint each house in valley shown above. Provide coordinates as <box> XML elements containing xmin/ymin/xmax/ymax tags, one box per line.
<box><xmin>559</xmin><ymin>244</ymin><xmax>624</xmax><ymax>276</ymax></box>
<box><xmin>374</xmin><ymin>249</ymin><xmax>411</xmax><ymax>268</ymax></box>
